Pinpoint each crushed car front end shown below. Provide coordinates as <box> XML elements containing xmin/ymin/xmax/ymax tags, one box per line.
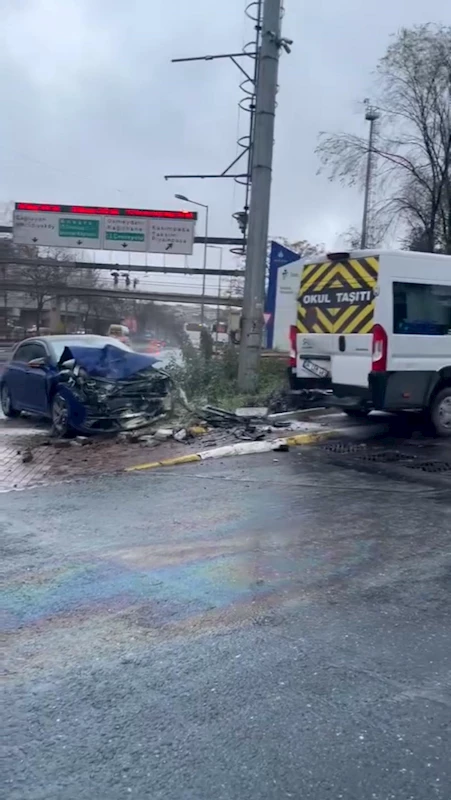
<box><xmin>55</xmin><ymin>345</ymin><xmax>173</xmax><ymax>433</ymax></box>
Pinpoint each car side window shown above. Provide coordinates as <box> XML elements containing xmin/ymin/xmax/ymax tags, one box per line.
<box><xmin>12</xmin><ymin>343</ymin><xmax>47</xmax><ymax>363</ymax></box>
<box><xmin>12</xmin><ymin>344</ymin><xmax>32</xmax><ymax>362</ymax></box>
<box><xmin>27</xmin><ymin>343</ymin><xmax>47</xmax><ymax>361</ymax></box>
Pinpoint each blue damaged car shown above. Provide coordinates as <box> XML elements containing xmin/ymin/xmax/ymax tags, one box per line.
<box><xmin>0</xmin><ymin>335</ymin><xmax>173</xmax><ymax>437</ymax></box>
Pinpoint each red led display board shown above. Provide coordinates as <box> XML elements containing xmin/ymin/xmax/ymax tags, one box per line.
<box><xmin>15</xmin><ymin>202</ymin><xmax>197</xmax><ymax>220</ymax></box>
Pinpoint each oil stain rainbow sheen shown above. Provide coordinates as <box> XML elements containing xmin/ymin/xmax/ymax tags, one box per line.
<box><xmin>2</xmin><ymin>534</ymin><xmax>373</xmax><ymax>634</ymax></box>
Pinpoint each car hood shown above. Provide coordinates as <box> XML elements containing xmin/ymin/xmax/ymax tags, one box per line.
<box><xmin>58</xmin><ymin>344</ymin><xmax>158</xmax><ymax>380</ymax></box>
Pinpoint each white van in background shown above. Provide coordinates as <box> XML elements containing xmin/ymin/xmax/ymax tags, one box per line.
<box><xmin>184</xmin><ymin>322</ymin><xmax>204</xmax><ymax>349</ymax></box>
<box><xmin>211</xmin><ymin>321</ymin><xmax>229</xmax><ymax>348</ymax></box>
<box><xmin>289</xmin><ymin>250</ymin><xmax>451</xmax><ymax>435</ymax></box>
<box><xmin>107</xmin><ymin>324</ymin><xmax>130</xmax><ymax>345</ymax></box>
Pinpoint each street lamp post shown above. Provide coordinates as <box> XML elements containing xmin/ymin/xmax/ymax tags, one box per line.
<box><xmin>361</xmin><ymin>104</ymin><xmax>380</xmax><ymax>249</ymax></box>
<box><xmin>175</xmin><ymin>194</ymin><xmax>209</xmax><ymax>326</ymax></box>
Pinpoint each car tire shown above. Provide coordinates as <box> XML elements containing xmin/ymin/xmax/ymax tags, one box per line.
<box><xmin>430</xmin><ymin>387</ymin><xmax>451</xmax><ymax>438</ymax></box>
<box><xmin>1</xmin><ymin>384</ymin><xmax>20</xmax><ymax>418</ymax></box>
<box><xmin>51</xmin><ymin>393</ymin><xmax>71</xmax><ymax>437</ymax></box>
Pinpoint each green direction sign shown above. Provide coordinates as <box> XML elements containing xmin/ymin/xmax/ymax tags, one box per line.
<box><xmin>59</xmin><ymin>218</ymin><xmax>100</xmax><ymax>239</ymax></box>
<box><xmin>106</xmin><ymin>231</ymin><xmax>145</xmax><ymax>242</ymax></box>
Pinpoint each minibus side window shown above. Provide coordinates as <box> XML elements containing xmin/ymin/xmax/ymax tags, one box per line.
<box><xmin>393</xmin><ymin>282</ymin><xmax>451</xmax><ymax>335</ymax></box>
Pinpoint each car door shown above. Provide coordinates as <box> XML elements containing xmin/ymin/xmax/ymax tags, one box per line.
<box><xmin>20</xmin><ymin>342</ymin><xmax>53</xmax><ymax>415</ymax></box>
<box><xmin>6</xmin><ymin>343</ymin><xmax>34</xmax><ymax>410</ymax></box>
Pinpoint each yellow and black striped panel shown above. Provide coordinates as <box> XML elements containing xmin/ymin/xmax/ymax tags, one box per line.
<box><xmin>297</xmin><ymin>257</ymin><xmax>379</xmax><ymax>334</ymax></box>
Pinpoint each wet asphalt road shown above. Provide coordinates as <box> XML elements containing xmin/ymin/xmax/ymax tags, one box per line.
<box><xmin>2</xmin><ymin>449</ymin><xmax>451</xmax><ymax>799</ymax></box>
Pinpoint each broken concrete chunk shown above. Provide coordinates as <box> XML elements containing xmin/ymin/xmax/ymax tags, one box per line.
<box><xmin>74</xmin><ymin>436</ymin><xmax>91</xmax><ymax>445</ymax></box>
<box><xmin>22</xmin><ymin>449</ymin><xmax>33</xmax><ymax>463</ymax></box>
<box><xmin>53</xmin><ymin>439</ymin><xmax>71</xmax><ymax>448</ymax></box>
<box><xmin>154</xmin><ymin>428</ymin><xmax>174</xmax><ymax>441</ymax></box>
<box><xmin>173</xmin><ymin>428</ymin><xmax>187</xmax><ymax>442</ymax></box>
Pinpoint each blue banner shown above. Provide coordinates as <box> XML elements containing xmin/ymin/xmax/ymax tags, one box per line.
<box><xmin>265</xmin><ymin>242</ymin><xmax>300</xmax><ymax>348</ymax></box>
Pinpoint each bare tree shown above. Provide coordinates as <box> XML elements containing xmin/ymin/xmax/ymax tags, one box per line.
<box><xmin>12</xmin><ymin>246</ymin><xmax>72</xmax><ymax>332</ymax></box>
<box><xmin>316</xmin><ymin>24</ymin><xmax>451</xmax><ymax>253</ymax></box>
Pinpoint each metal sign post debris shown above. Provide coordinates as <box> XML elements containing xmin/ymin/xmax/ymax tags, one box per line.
<box><xmin>12</xmin><ymin>203</ymin><xmax>197</xmax><ymax>255</ymax></box>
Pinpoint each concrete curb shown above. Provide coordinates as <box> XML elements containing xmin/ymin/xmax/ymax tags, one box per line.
<box><xmin>124</xmin><ymin>429</ymin><xmax>334</xmax><ymax>473</ymax></box>
<box><xmin>125</xmin><ymin>453</ymin><xmax>202</xmax><ymax>471</ymax></box>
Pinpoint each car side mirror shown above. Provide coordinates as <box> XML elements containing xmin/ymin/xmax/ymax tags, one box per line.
<box><xmin>28</xmin><ymin>357</ymin><xmax>48</xmax><ymax>368</ymax></box>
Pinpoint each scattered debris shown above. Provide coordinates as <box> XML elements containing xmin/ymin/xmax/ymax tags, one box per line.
<box><xmin>53</xmin><ymin>439</ymin><xmax>71</xmax><ymax>449</ymax></box>
<box><xmin>117</xmin><ymin>431</ymin><xmax>142</xmax><ymax>444</ymax></box>
<box><xmin>235</xmin><ymin>407</ymin><xmax>268</xmax><ymax>419</ymax></box>
<box><xmin>274</xmin><ymin>442</ymin><xmax>290</xmax><ymax>452</ymax></box>
<box><xmin>22</xmin><ymin>449</ymin><xmax>33</xmax><ymax>463</ymax></box>
<box><xmin>200</xmin><ymin>405</ymin><xmax>270</xmax><ymax>429</ymax></box>
<box><xmin>187</xmin><ymin>426</ymin><xmax>207</xmax><ymax>437</ymax></box>
<box><xmin>154</xmin><ymin>428</ymin><xmax>174</xmax><ymax>441</ymax></box>
<box><xmin>233</xmin><ymin>427</ymin><xmax>266</xmax><ymax>442</ymax></box>
<box><xmin>173</xmin><ymin>428</ymin><xmax>187</xmax><ymax>442</ymax></box>
<box><xmin>200</xmin><ymin>406</ymin><xmax>242</xmax><ymax>428</ymax></box>
<box><xmin>138</xmin><ymin>436</ymin><xmax>158</xmax><ymax>448</ymax></box>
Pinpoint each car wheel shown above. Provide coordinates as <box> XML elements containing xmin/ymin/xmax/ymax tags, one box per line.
<box><xmin>51</xmin><ymin>393</ymin><xmax>71</xmax><ymax>437</ymax></box>
<box><xmin>430</xmin><ymin>387</ymin><xmax>451</xmax><ymax>437</ymax></box>
<box><xmin>1</xmin><ymin>384</ymin><xmax>20</xmax><ymax>418</ymax></box>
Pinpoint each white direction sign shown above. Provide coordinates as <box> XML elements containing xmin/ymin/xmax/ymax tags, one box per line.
<box><xmin>103</xmin><ymin>217</ymin><xmax>147</xmax><ymax>252</ymax></box>
<box><xmin>12</xmin><ymin>203</ymin><xmax>197</xmax><ymax>254</ymax></box>
<box><xmin>148</xmin><ymin>218</ymin><xmax>196</xmax><ymax>254</ymax></box>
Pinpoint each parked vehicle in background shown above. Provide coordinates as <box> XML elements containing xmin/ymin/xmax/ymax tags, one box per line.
<box><xmin>212</xmin><ymin>321</ymin><xmax>229</xmax><ymax>349</ymax></box>
<box><xmin>0</xmin><ymin>335</ymin><xmax>172</xmax><ymax>436</ymax></box>
<box><xmin>108</xmin><ymin>324</ymin><xmax>130</xmax><ymax>345</ymax></box>
<box><xmin>227</xmin><ymin>309</ymin><xmax>241</xmax><ymax>345</ymax></box>
<box><xmin>289</xmin><ymin>250</ymin><xmax>451</xmax><ymax>435</ymax></box>
<box><xmin>184</xmin><ymin>322</ymin><xmax>204</xmax><ymax>348</ymax></box>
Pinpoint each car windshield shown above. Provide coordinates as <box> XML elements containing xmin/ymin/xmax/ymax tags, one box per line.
<box><xmin>50</xmin><ymin>336</ymin><xmax>132</xmax><ymax>362</ymax></box>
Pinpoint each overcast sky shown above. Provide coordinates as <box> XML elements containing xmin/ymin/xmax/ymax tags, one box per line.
<box><xmin>1</xmin><ymin>0</ymin><xmax>448</xmax><ymax>294</ymax></box>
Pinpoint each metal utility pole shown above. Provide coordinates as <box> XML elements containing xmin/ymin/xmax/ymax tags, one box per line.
<box><xmin>238</xmin><ymin>0</ymin><xmax>285</xmax><ymax>391</ymax></box>
<box><xmin>361</xmin><ymin>104</ymin><xmax>380</xmax><ymax>250</ymax></box>
<box><xmin>165</xmin><ymin>0</ymin><xmax>290</xmax><ymax>389</ymax></box>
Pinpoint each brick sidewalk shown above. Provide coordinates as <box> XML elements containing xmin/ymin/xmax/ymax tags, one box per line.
<box><xmin>0</xmin><ymin>434</ymin><xmax>197</xmax><ymax>492</ymax></box>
